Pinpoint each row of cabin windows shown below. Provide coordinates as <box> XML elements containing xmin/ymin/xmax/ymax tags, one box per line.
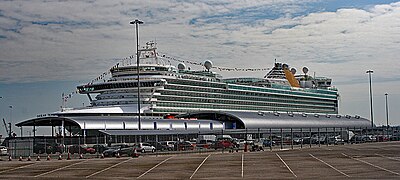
<box><xmin>167</xmin><ymin>79</ymin><xmax>337</xmax><ymax>97</ymax></box>
<box><xmin>156</xmin><ymin>102</ymin><xmax>335</xmax><ymax>113</ymax></box>
<box><xmin>228</xmin><ymin>85</ymin><xmax>336</xmax><ymax>99</ymax></box>
<box><xmin>160</xmin><ymin>89</ymin><xmax>335</xmax><ymax>106</ymax></box>
<box><xmin>166</xmin><ymin>84</ymin><xmax>336</xmax><ymax>101</ymax></box>
<box><xmin>156</xmin><ymin>96</ymin><xmax>333</xmax><ymax>110</ymax></box>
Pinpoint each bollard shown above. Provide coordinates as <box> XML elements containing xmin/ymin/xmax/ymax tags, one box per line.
<box><xmin>244</xmin><ymin>143</ymin><xmax>248</xmax><ymax>152</ymax></box>
<box><xmin>58</xmin><ymin>154</ymin><xmax>62</xmax><ymax>160</ymax></box>
<box><xmin>67</xmin><ymin>153</ymin><xmax>71</xmax><ymax>160</ymax></box>
<box><xmin>36</xmin><ymin>155</ymin><xmax>41</xmax><ymax>161</ymax></box>
<box><xmin>79</xmin><ymin>154</ymin><xmax>83</xmax><ymax>159</ymax></box>
<box><xmin>100</xmin><ymin>153</ymin><xmax>104</xmax><ymax>159</ymax></box>
<box><xmin>27</xmin><ymin>156</ymin><xmax>31</xmax><ymax>161</ymax></box>
<box><xmin>47</xmin><ymin>155</ymin><xmax>51</xmax><ymax>161</ymax></box>
<box><xmin>19</xmin><ymin>156</ymin><xmax>23</xmax><ymax>161</ymax></box>
<box><xmin>116</xmin><ymin>152</ymin><xmax>121</xmax><ymax>158</ymax></box>
<box><xmin>9</xmin><ymin>155</ymin><xmax>12</xmax><ymax>161</ymax></box>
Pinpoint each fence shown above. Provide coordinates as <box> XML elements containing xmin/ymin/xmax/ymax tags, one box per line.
<box><xmin>1</xmin><ymin>126</ymin><xmax>399</xmax><ymax>159</ymax></box>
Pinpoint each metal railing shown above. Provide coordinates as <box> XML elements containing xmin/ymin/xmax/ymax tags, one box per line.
<box><xmin>1</xmin><ymin>126</ymin><xmax>398</xmax><ymax>159</ymax></box>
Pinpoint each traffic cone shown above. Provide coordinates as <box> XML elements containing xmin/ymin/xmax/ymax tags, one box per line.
<box><xmin>79</xmin><ymin>154</ymin><xmax>83</xmax><ymax>159</ymax></box>
<box><xmin>27</xmin><ymin>156</ymin><xmax>31</xmax><ymax>161</ymax></box>
<box><xmin>36</xmin><ymin>155</ymin><xmax>41</xmax><ymax>161</ymax></box>
<box><xmin>116</xmin><ymin>152</ymin><xmax>120</xmax><ymax>158</ymax></box>
<box><xmin>132</xmin><ymin>148</ymin><xmax>139</xmax><ymax>158</ymax></box>
<box><xmin>58</xmin><ymin>154</ymin><xmax>62</xmax><ymax>160</ymax></box>
<box><xmin>47</xmin><ymin>155</ymin><xmax>51</xmax><ymax>161</ymax></box>
<box><xmin>19</xmin><ymin>156</ymin><xmax>23</xmax><ymax>161</ymax></box>
<box><xmin>9</xmin><ymin>155</ymin><xmax>12</xmax><ymax>161</ymax></box>
<box><xmin>67</xmin><ymin>153</ymin><xmax>71</xmax><ymax>160</ymax></box>
<box><xmin>100</xmin><ymin>153</ymin><xmax>104</xmax><ymax>159</ymax></box>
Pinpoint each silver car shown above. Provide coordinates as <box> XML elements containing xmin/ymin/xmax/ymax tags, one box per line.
<box><xmin>138</xmin><ymin>143</ymin><xmax>155</xmax><ymax>153</ymax></box>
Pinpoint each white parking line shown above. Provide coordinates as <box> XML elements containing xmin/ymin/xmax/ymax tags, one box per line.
<box><xmin>137</xmin><ymin>156</ymin><xmax>173</xmax><ymax>179</ymax></box>
<box><xmin>375</xmin><ymin>153</ymin><xmax>400</xmax><ymax>162</ymax></box>
<box><xmin>0</xmin><ymin>163</ymin><xmax>35</xmax><ymax>174</ymax></box>
<box><xmin>309</xmin><ymin>153</ymin><xmax>350</xmax><ymax>177</ymax></box>
<box><xmin>241</xmin><ymin>153</ymin><xmax>244</xmax><ymax>178</ymax></box>
<box><xmin>189</xmin><ymin>154</ymin><xmax>211</xmax><ymax>179</ymax></box>
<box><xmin>342</xmin><ymin>153</ymin><xmax>400</xmax><ymax>176</ymax></box>
<box><xmin>276</xmin><ymin>153</ymin><xmax>297</xmax><ymax>178</ymax></box>
<box><xmin>86</xmin><ymin>158</ymin><xmax>132</xmax><ymax>178</ymax></box>
<box><xmin>35</xmin><ymin>159</ymin><xmax>88</xmax><ymax>177</ymax></box>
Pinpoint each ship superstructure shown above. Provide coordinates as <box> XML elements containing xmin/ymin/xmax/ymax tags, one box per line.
<box><xmin>64</xmin><ymin>41</ymin><xmax>338</xmax><ymax>117</ymax></box>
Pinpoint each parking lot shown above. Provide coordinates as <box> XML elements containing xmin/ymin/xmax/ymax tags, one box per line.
<box><xmin>0</xmin><ymin>141</ymin><xmax>399</xmax><ymax>179</ymax></box>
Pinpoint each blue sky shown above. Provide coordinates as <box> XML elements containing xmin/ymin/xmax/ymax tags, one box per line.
<box><xmin>1</xmin><ymin>0</ymin><xmax>400</xmax><ymax>136</ymax></box>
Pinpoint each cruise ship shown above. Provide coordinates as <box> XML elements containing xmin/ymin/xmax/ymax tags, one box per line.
<box><xmin>65</xmin><ymin>41</ymin><xmax>339</xmax><ymax>117</ymax></box>
<box><xmin>16</xmin><ymin>41</ymin><xmax>370</xmax><ymax>135</ymax></box>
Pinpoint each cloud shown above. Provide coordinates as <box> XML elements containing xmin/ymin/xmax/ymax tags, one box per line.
<box><xmin>0</xmin><ymin>0</ymin><xmax>399</xmax><ymax>86</ymax></box>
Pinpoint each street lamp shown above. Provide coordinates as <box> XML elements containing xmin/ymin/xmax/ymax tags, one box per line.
<box><xmin>130</xmin><ymin>19</ymin><xmax>144</xmax><ymax>130</ymax></box>
<box><xmin>366</xmin><ymin>70</ymin><xmax>374</xmax><ymax>127</ymax></box>
<box><xmin>385</xmin><ymin>93</ymin><xmax>389</xmax><ymax>127</ymax></box>
<box><xmin>9</xmin><ymin>105</ymin><xmax>13</xmax><ymax>137</ymax></box>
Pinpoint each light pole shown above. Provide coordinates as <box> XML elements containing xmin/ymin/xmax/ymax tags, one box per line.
<box><xmin>385</xmin><ymin>93</ymin><xmax>389</xmax><ymax>127</ymax></box>
<box><xmin>130</xmin><ymin>19</ymin><xmax>143</xmax><ymax>130</ymax></box>
<box><xmin>366</xmin><ymin>70</ymin><xmax>374</xmax><ymax>127</ymax></box>
<box><xmin>9</xmin><ymin>105</ymin><xmax>13</xmax><ymax>136</ymax></box>
<box><xmin>385</xmin><ymin>93</ymin><xmax>389</xmax><ymax>139</ymax></box>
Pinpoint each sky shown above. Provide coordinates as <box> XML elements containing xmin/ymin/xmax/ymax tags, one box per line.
<box><xmin>1</xmin><ymin>0</ymin><xmax>400</xmax><ymax>136</ymax></box>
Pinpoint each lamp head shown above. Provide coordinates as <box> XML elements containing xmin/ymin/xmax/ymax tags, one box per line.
<box><xmin>130</xmin><ymin>19</ymin><xmax>144</xmax><ymax>25</ymax></box>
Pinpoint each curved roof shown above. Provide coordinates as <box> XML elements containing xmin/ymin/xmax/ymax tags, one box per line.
<box><xmin>16</xmin><ymin>111</ymin><xmax>371</xmax><ymax>132</ymax></box>
<box><xmin>16</xmin><ymin>116</ymin><xmax>224</xmax><ymax>131</ymax></box>
<box><xmin>178</xmin><ymin>111</ymin><xmax>372</xmax><ymax>128</ymax></box>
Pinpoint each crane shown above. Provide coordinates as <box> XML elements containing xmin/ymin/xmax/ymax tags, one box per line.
<box><xmin>2</xmin><ymin>118</ymin><xmax>11</xmax><ymax>137</ymax></box>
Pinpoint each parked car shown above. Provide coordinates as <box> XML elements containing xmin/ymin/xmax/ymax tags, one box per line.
<box><xmin>146</xmin><ymin>141</ymin><xmax>169</xmax><ymax>151</ymax></box>
<box><xmin>69</xmin><ymin>145</ymin><xmax>96</xmax><ymax>154</ymax></box>
<box><xmin>196</xmin><ymin>140</ymin><xmax>213</xmax><ymax>149</ymax></box>
<box><xmin>138</xmin><ymin>143</ymin><xmax>156</xmax><ymax>153</ymax></box>
<box><xmin>102</xmin><ymin>144</ymin><xmax>130</xmax><ymax>157</ymax></box>
<box><xmin>302</xmin><ymin>137</ymin><xmax>317</xmax><ymax>144</ymax></box>
<box><xmin>102</xmin><ymin>146</ymin><xmax>121</xmax><ymax>157</ymax></box>
<box><xmin>119</xmin><ymin>145</ymin><xmax>139</xmax><ymax>156</ymax></box>
<box><xmin>0</xmin><ymin>146</ymin><xmax>8</xmax><ymax>156</ymax></box>
<box><xmin>175</xmin><ymin>141</ymin><xmax>196</xmax><ymax>151</ymax></box>
<box><xmin>262</xmin><ymin>139</ymin><xmax>275</xmax><ymax>147</ymax></box>
<box><xmin>212</xmin><ymin>140</ymin><xmax>234</xmax><ymax>149</ymax></box>
<box><xmin>160</xmin><ymin>141</ymin><xmax>176</xmax><ymax>151</ymax></box>
<box><xmin>92</xmin><ymin>144</ymin><xmax>108</xmax><ymax>153</ymax></box>
<box><xmin>292</xmin><ymin>137</ymin><xmax>303</xmax><ymax>145</ymax></box>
